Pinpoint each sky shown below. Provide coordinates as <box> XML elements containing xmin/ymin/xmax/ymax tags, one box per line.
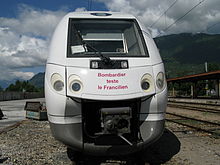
<box><xmin>0</xmin><ymin>0</ymin><xmax>220</xmax><ymax>82</ymax></box>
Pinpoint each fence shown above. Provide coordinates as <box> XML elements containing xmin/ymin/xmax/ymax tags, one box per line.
<box><xmin>0</xmin><ymin>92</ymin><xmax>44</xmax><ymax>101</ymax></box>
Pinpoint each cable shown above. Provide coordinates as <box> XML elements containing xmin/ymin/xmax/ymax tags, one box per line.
<box><xmin>155</xmin><ymin>0</ymin><xmax>206</xmax><ymax>37</ymax></box>
<box><xmin>90</xmin><ymin>0</ymin><xmax>92</xmax><ymax>11</ymax></box>
<box><xmin>204</xmin><ymin>22</ymin><xmax>220</xmax><ymax>32</ymax></box>
<box><xmin>150</xmin><ymin>0</ymin><xmax>179</xmax><ymax>28</ymax></box>
<box><xmin>163</xmin><ymin>0</ymin><xmax>205</xmax><ymax>32</ymax></box>
<box><xmin>87</xmin><ymin>0</ymin><xmax>92</xmax><ymax>11</ymax></box>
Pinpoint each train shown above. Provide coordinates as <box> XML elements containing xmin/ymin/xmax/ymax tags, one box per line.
<box><xmin>45</xmin><ymin>11</ymin><xmax>168</xmax><ymax>164</ymax></box>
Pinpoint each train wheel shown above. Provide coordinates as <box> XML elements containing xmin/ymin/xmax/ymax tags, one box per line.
<box><xmin>67</xmin><ymin>147</ymin><xmax>77</xmax><ymax>162</ymax></box>
<box><xmin>67</xmin><ymin>147</ymin><xmax>85</xmax><ymax>165</ymax></box>
<box><xmin>133</xmin><ymin>156</ymin><xmax>146</xmax><ymax>165</ymax></box>
<box><xmin>67</xmin><ymin>148</ymin><xmax>102</xmax><ymax>165</ymax></box>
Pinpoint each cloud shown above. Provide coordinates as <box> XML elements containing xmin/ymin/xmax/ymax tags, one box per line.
<box><xmin>0</xmin><ymin>69</ymin><xmax>34</xmax><ymax>81</ymax></box>
<box><xmin>75</xmin><ymin>7</ymin><xmax>87</xmax><ymax>12</ymax></box>
<box><xmin>0</xmin><ymin>5</ymin><xmax>67</xmax><ymax>81</ymax></box>
<box><xmin>0</xmin><ymin>29</ymin><xmax>47</xmax><ymax>68</ymax></box>
<box><xmin>12</xmin><ymin>71</ymin><xmax>35</xmax><ymax>80</ymax></box>
<box><xmin>0</xmin><ymin>4</ymin><xmax>66</xmax><ymax>38</ymax></box>
<box><xmin>98</xmin><ymin>0</ymin><xmax>220</xmax><ymax>36</ymax></box>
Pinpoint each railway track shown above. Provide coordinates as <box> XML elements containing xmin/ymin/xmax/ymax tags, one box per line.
<box><xmin>166</xmin><ymin>112</ymin><xmax>220</xmax><ymax>136</ymax></box>
<box><xmin>167</xmin><ymin>101</ymin><xmax>220</xmax><ymax>114</ymax></box>
<box><xmin>0</xmin><ymin>120</ymin><xmax>27</xmax><ymax>134</ymax></box>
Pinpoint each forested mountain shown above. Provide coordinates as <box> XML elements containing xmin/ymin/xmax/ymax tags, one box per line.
<box><xmin>29</xmin><ymin>72</ymin><xmax>45</xmax><ymax>88</ymax></box>
<box><xmin>154</xmin><ymin>33</ymin><xmax>220</xmax><ymax>78</ymax></box>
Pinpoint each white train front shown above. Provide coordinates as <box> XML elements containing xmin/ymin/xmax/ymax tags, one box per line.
<box><xmin>45</xmin><ymin>11</ymin><xmax>167</xmax><ymax>159</ymax></box>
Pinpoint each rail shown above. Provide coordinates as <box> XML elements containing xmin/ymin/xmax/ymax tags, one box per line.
<box><xmin>166</xmin><ymin>112</ymin><xmax>220</xmax><ymax>136</ymax></box>
<box><xmin>168</xmin><ymin>102</ymin><xmax>220</xmax><ymax>114</ymax></box>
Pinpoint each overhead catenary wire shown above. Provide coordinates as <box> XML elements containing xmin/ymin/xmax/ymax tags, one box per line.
<box><xmin>155</xmin><ymin>0</ymin><xmax>206</xmax><ymax>37</ymax></box>
<box><xmin>150</xmin><ymin>0</ymin><xmax>179</xmax><ymax>28</ymax></box>
<box><xmin>88</xmin><ymin>0</ymin><xmax>92</xmax><ymax>11</ymax></box>
<box><xmin>163</xmin><ymin>0</ymin><xmax>206</xmax><ymax>32</ymax></box>
<box><xmin>205</xmin><ymin>22</ymin><xmax>220</xmax><ymax>32</ymax></box>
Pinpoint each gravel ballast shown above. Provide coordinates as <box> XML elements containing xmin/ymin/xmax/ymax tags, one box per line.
<box><xmin>0</xmin><ymin>120</ymin><xmax>71</xmax><ymax>165</ymax></box>
<box><xmin>0</xmin><ymin>119</ymin><xmax>220</xmax><ymax>165</ymax></box>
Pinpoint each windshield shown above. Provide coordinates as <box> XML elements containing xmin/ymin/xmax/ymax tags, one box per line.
<box><xmin>67</xmin><ymin>19</ymin><xmax>148</xmax><ymax>57</ymax></box>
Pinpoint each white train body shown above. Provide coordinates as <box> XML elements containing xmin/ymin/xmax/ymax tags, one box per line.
<box><xmin>45</xmin><ymin>12</ymin><xmax>167</xmax><ymax>156</ymax></box>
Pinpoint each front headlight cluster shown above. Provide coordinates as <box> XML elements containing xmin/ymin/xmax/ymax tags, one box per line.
<box><xmin>141</xmin><ymin>72</ymin><xmax>166</xmax><ymax>93</ymax></box>
<box><xmin>141</xmin><ymin>74</ymin><xmax>154</xmax><ymax>92</ymax></box>
<box><xmin>156</xmin><ymin>72</ymin><xmax>165</xmax><ymax>90</ymax></box>
<box><xmin>51</xmin><ymin>73</ymin><xmax>83</xmax><ymax>94</ymax></box>
<box><xmin>68</xmin><ymin>75</ymin><xmax>83</xmax><ymax>93</ymax></box>
<box><xmin>51</xmin><ymin>73</ymin><xmax>64</xmax><ymax>92</ymax></box>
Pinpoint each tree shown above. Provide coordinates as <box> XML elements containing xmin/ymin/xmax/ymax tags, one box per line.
<box><xmin>208</xmin><ymin>63</ymin><xmax>220</xmax><ymax>72</ymax></box>
<box><xmin>0</xmin><ymin>85</ymin><xmax>3</xmax><ymax>91</ymax></box>
<box><xmin>5</xmin><ymin>80</ymin><xmax>39</xmax><ymax>92</ymax></box>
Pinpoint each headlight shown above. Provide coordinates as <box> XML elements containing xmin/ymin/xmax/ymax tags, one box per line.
<box><xmin>156</xmin><ymin>72</ymin><xmax>165</xmax><ymax>90</ymax></box>
<box><xmin>71</xmin><ymin>81</ymin><xmax>82</xmax><ymax>92</ymax></box>
<box><xmin>141</xmin><ymin>74</ymin><xmax>154</xmax><ymax>92</ymax></box>
<box><xmin>51</xmin><ymin>73</ymin><xmax>64</xmax><ymax>92</ymax></box>
<box><xmin>141</xmin><ymin>81</ymin><xmax>150</xmax><ymax>90</ymax></box>
<box><xmin>69</xmin><ymin>75</ymin><xmax>83</xmax><ymax>93</ymax></box>
<box><xmin>53</xmin><ymin>80</ymin><xmax>64</xmax><ymax>91</ymax></box>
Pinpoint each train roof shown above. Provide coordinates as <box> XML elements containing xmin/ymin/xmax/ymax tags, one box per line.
<box><xmin>65</xmin><ymin>11</ymin><xmax>136</xmax><ymax>19</ymax></box>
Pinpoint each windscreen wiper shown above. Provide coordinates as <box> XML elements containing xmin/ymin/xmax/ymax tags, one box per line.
<box><xmin>75</xmin><ymin>29</ymin><xmax>112</xmax><ymax>65</ymax></box>
<box><xmin>84</xmin><ymin>42</ymin><xmax>112</xmax><ymax>64</ymax></box>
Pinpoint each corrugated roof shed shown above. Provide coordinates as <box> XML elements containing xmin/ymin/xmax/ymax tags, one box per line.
<box><xmin>167</xmin><ymin>70</ymin><xmax>220</xmax><ymax>82</ymax></box>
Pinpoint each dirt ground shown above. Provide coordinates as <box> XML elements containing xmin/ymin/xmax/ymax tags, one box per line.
<box><xmin>164</xmin><ymin>121</ymin><xmax>220</xmax><ymax>165</ymax></box>
<box><xmin>0</xmin><ymin>117</ymin><xmax>219</xmax><ymax>164</ymax></box>
<box><xmin>164</xmin><ymin>106</ymin><xmax>220</xmax><ymax>165</ymax></box>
